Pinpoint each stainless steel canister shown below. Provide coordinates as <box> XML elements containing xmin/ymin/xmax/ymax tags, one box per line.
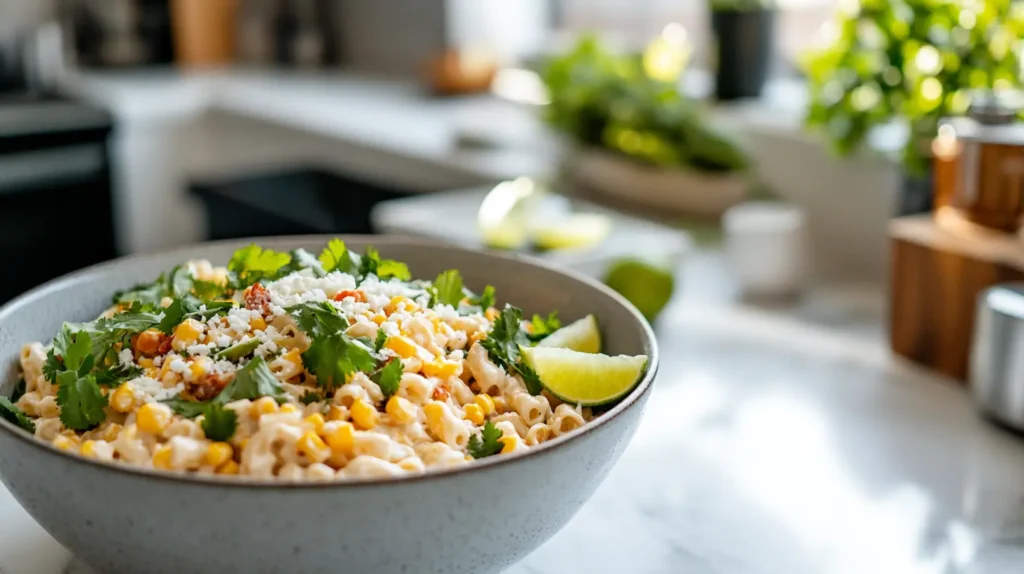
<box><xmin>971</xmin><ymin>283</ymin><xmax>1024</xmax><ymax>431</ymax></box>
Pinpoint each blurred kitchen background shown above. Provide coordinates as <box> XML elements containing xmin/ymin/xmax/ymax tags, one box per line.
<box><xmin>8</xmin><ymin>2</ymin><xmax>1024</xmax><ymax>571</ymax></box>
<box><xmin>0</xmin><ymin>0</ymin><xmax>1023</xmax><ymax>381</ymax></box>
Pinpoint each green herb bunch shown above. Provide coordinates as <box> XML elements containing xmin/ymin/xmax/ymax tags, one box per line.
<box><xmin>541</xmin><ymin>35</ymin><xmax>750</xmax><ymax>173</ymax></box>
<box><xmin>803</xmin><ymin>0</ymin><xmax>1024</xmax><ymax>174</ymax></box>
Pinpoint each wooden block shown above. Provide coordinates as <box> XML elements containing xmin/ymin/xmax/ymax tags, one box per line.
<box><xmin>889</xmin><ymin>214</ymin><xmax>1024</xmax><ymax>382</ymax></box>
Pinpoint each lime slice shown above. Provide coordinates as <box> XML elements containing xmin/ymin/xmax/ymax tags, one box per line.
<box><xmin>536</xmin><ymin>314</ymin><xmax>601</xmax><ymax>353</ymax></box>
<box><xmin>532</xmin><ymin>214</ymin><xmax>612</xmax><ymax>251</ymax></box>
<box><xmin>603</xmin><ymin>258</ymin><xmax>674</xmax><ymax>321</ymax></box>
<box><xmin>522</xmin><ymin>346</ymin><xmax>647</xmax><ymax>406</ymax></box>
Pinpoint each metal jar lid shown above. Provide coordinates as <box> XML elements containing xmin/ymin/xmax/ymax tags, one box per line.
<box><xmin>940</xmin><ymin>89</ymin><xmax>1024</xmax><ymax>146</ymax></box>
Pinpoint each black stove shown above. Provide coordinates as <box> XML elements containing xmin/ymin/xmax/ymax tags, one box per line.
<box><xmin>0</xmin><ymin>92</ymin><xmax>117</xmax><ymax>303</ymax></box>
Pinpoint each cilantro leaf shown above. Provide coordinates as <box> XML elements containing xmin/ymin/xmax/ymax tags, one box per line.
<box><xmin>161</xmin><ymin>397</ymin><xmax>209</xmax><ymax>418</ymax></box>
<box><xmin>192</xmin><ymin>279</ymin><xmax>227</xmax><ymax>300</ymax></box>
<box><xmin>300</xmin><ymin>390</ymin><xmax>324</xmax><ymax>405</ymax></box>
<box><xmin>282</xmin><ymin>248</ymin><xmax>326</xmax><ymax>278</ymax></box>
<box><xmin>157</xmin><ymin>297</ymin><xmax>234</xmax><ymax>334</ymax></box>
<box><xmin>169</xmin><ymin>266</ymin><xmax>194</xmax><ymax>298</ymax></box>
<box><xmin>319</xmin><ymin>238</ymin><xmax>360</xmax><ymax>275</ymax></box>
<box><xmin>228</xmin><ymin>244</ymin><xmax>292</xmax><ymax>288</ymax></box>
<box><xmin>527</xmin><ymin>311</ymin><xmax>561</xmax><ymax>343</ymax></box>
<box><xmin>63</xmin><ymin>330</ymin><xmax>93</xmax><ymax>373</ymax></box>
<box><xmin>218</xmin><ymin>356</ymin><xmax>289</xmax><ymax>403</ymax></box>
<box><xmin>468</xmin><ymin>285</ymin><xmax>496</xmax><ymax>311</ymax></box>
<box><xmin>94</xmin><ymin>363</ymin><xmax>142</xmax><ymax>387</ymax></box>
<box><xmin>371</xmin><ymin>358</ymin><xmax>403</xmax><ymax>399</ymax></box>
<box><xmin>201</xmin><ymin>402</ymin><xmax>238</xmax><ymax>441</ymax></box>
<box><xmin>214</xmin><ymin>338</ymin><xmax>261</xmax><ymax>361</ymax></box>
<box><xmin>287</xmin><ymin>301</ymin><xmax>348</xmax><ymax>336</ymax></box>
<box><xmin>429</xmin><ymin>269</ymin><xmax>464</xmax><ymax>307</ymax></box>
<box><xmin>373</xmin><ymin>329</ymin><xmax>388</xmax><ymax>352</ymax></box>
<box><xmin>0</xmin><ymin>396</ymin><xmax>35</xmax><ymax>433</ymax></box>
<box><xmin>479</xmin><ymin>305</ymin><xmax>544</xmax><ymax>395</ymax></box>
<box><xmin>163</xmin><ymin>356</ymin><xmax>287</xmax><ymax>417</ymax></box>
<box><xmin>358</xmin><ymin>247</ymin><xmax>411</xmax><ymax>281</ymax></box>
<box><xmin>467</xmin><ymin>420</ymin><xmax>503</xmax><ymax>459</ymax></box>
<box><xmin>303</xmin><ymin>332</ymin><xmax>377</xmax><ymax>391</ymax></box>
<box><xmin>113</xmin><ymin>274</ymin><xmax>168</xmax><ymax>306</ymax></box>
<box><xmin>56</xmin><ymin>371</ymin><xmax>107</xmax><ymax>430</ymax></box>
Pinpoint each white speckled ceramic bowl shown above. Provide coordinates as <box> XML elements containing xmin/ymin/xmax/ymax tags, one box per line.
<box><xmin>0</xmin><ymin>236</ymin><xmax>658</xmax><ymax>574</ymax></box>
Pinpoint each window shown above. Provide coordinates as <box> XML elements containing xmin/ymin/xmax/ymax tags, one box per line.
<box><xmin>555</xmin><ymin>0</ymin><xmax>838</xmax><ymax>76</ymax></box>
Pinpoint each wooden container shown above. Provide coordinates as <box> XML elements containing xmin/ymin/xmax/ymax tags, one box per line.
<box><xmin>171</xmin><ymin>0</ymin><xmax>239</xmax><ymax>68</ymax></box>
<box><xmin>889</xmin><ymin>215</ymin><xmax>1024</xmax><ymax>382</ymax></box>
<box><xmin>933</xmin><ymin>94</ymin><xmax>1024</xmax><ymax>232</ymax></box>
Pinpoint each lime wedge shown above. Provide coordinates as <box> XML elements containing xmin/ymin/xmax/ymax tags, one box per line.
<box><xmin>522</xmin><ymin>346</ymin><xmax>647</xmax><ymax>406</ymax></box>
<box><xmin>603</xmin><ymin>258</ymin><xmax>674</xmax><ymax>321</ymax></box>
<box><xmin>536</xmin><ymin>314</ymin><xmax>601</xmax><ymax>353</ymax></box>
<box><xmin>532</xmin><ymin>214</ymin><xmax>612</xmax><ymax>251</ymax></box>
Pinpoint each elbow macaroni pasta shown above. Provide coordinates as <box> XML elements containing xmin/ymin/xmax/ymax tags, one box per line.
<box><xmin>10</xmin><ymin>252</ymin><xmax>608</xmax><ymax>481</ymax></box>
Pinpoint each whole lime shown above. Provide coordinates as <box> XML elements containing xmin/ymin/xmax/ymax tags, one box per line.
<box><xmin>603</xmin><ymin>258</ymin><xmax>675</xmax><ymax>321</ymax></box>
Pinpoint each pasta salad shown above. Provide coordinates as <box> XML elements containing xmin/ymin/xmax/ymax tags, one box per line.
<box><xmin>0</xmin><ymin>240</ymin><xmax>641</xmax><ymax>481</ymax></box>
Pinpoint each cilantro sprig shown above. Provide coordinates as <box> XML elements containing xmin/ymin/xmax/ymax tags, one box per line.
<box><xmin>318</xmin><ymin>238</ymin><xmax>361</xmax><ymax>275</ymax></box>
<box><xmin>228</xmin><ymin>244</ymin><xmax>292</xmax><ymax>288</ymax></box>
<box><xmin>467</xmin><ymin>420</ymin><xmax>503</xmax><ymax>459</ymax></box>
<box><xmin>163</xmin><ymin>356</ymin><xmax>288</xmax><ymax>417</ymax></box>
<box><xmin>359</xmin><ymin>247</ymin><xmax>411</xmax><ymax>281</ymax></box>
<box><xmin>527</xmin><ymin>311</ymin><xmax>561</xmax><ymax>343</ymax></box>
<box><xmin>288</xmin><ymin>301</ymin><xmax>378</xmax><ymax>391</ymax></box>
<box><xmin>429</xmin><ymin>270</ymin><xmax>464</xmax><ymax>307</ymax></box>
<box><xmin>371</xmin><ymin>357</ymin><xmax>403</xmax><ymax>400</ymax></box>
<box><xmin>52</xmin><ymin>331</ymin><xmax>108</xmax><ymax>430</ymax></box>
<box><xmin>0</xmin><ymin>396</ymin><xmax>35</xmax><ymax>433</ymax></box>
<box><xmin>200</xmin><ymin>402</ymin><xmax>238</xmax><ymax>441</ymax></box>
<box><xmin>479</xmin><ymin>305</ymin><xmax>544</xmax><ymax>395</ymax></box>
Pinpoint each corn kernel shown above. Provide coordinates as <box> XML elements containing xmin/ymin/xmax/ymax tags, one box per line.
<box><xmin>500</xmin><ymin>435</ymin><xmax>520</xmax><ymax>454</ymax></box>
<box><xmin>52</xmin><ymin>435</ymin><xmax>76</xmax><ymax>451</ymax></box>
<box><xmin>463</xmin><ymin>403</ymin><xmax>485</xmax><ymax>426</ymax></box>
<box><xmin>144</xmin><ymin>366</ymin><xmax>159</xmax><ymax>379</ymax></box>
<box><xmin>172</xmin><ymin>319</ymin><xmax>202</xmax><ymax>349</ymax></box>
<box><xmin>423</xmin><ymin>401</ymin><xmax>444</xmax><ymax>424</ymax></box>
<box><xmin>304</xmin><ymin>413</ymin><xmax>326</xmax><ymax>435</ymax></box>
<box><xmin>216</xmin><ymin>460</ymin><xmax>240</xmax><ymax>475</ymax></box>
<box><xmin>152</xmin><ymin>445</ymin><xmax>173</xmax><ymax>469</ymax></box>
<box><xmin>188</xmin><ymin>360</ymin><xmax>206</xmax><ymax>380</ymax></box>
<box><xmin>474</xmin><ymin>394</ymin><xmax>495</xmax><ymax>415</ymax></box>
<box><xmin>282</xmin><ymin>349</ymin><xmax>303</xmax><ymax>368</ymax></box>
<box><xmin>385</xmin><ymin>296</ymin><xmax>418</xmax><ymax>315</ymax></box>
<box><xmin>297</xmin><ymin>430</ymin><xmax>329</xmax><ymax>463</ymax></box>
<box><xmin>101</xmin><ymin>423</ymin><xmax>122</xmax><ymax>442</ymax></box>
<box><xmin>371</xmin><ymin>313</ymin><xmax>387</xmax><ymax>326</ymax></box>
<box><xmin>325</xmin><ymin>421</ymin><xmax>355</xmax><ymax>454</ymax></box>
<box><xmin>136</xmin><ymin>402</ymin><xmax>172</xmax><ymax>435</ymax></box>
<box><xmin>422</xmin><ymin>359</ymin><xmax>460</xmax><ymax>379</ymax></box>
<box><xmin>280</xmin><ymin>403</ymin><xmax>299</xmax><ymax>414</ymax></box>
<box><xmin>385</xmin><ymin>396</ymin><xmax>416</xmax><ymax>425</ymax></box>
<box><xmin>80</xmin><ymin>440</ymin><xmax>98</xmax><ymax>458</ymax></box>
<box><xmin>385</xmin><ymin>335</ymin><xmax>417</xmax><ymax>359</ymax></box>
<box><xmin>110</xmin><ymin>384</ymin><xmax>136</xmax><ymax>413</ymax></box>
<box><xmin>134</xmin><ymin>329</ymin><xmax>164</xmax><ymax>356</ymax></box>
<box><xmin>138</xmin><ymin>358</ymin><xmax>155</xmax><ymax>369</ymax></box>
<box><xmin>205</xmin><ymin>442</ymin><xmax>233</xmax><ymax>467</ymax></box>
<box><xmin>326</xmin><ymin>404</ymin><xmax>347</xmax><ymax>421</ymax></box>
<box><xmin>485</xmin><ymin>307</ymin><xmax>500</xmax><ymax>321</ymax></box>
<box><xmin>351</xmin><ymin>399</ymin><xmax>378</xmax><ymax>430</ymax></box>
<box><xmin>250</xmin><ymin>316</ymin><xmax>267</xmax><ymax>332</ymax></box>
<box><xmin>251</xmin><ymin>396</ymin><xmax>279</xmax><ymax>417</ymax></box>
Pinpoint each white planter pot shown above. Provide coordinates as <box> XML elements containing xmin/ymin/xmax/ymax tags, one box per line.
<box><xmin>567</xmin><ymin>147</ymin><xmax>749</xmax><ymax>217</ymax></box>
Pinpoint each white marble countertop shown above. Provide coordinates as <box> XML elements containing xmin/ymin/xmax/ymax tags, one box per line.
<box><xmin>4</xmin><ymin>252</ymin><xmax>1023</xmax><ymax>574</ymax></box>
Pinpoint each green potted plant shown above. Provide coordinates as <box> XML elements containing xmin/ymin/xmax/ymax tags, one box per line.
<box><xmin>803</xmin><ymin>0</ymin><xmax>1024</xmax><ymax>214</ymax></box>
<box><xmin>541</xmin><ymin>35</ymin><xmax>751</xmax><ymax>217</ymax></box>
<box><xmin>708</xmin><ymin>0</ymin><xmax>776</xmax><ymax>101</ymax></box>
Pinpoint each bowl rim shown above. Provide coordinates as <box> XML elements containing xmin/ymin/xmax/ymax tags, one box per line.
<box><xmin>0</xmin><ymin>235</ymin><xmax>659</xmax><ymax>489</ymax></box>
